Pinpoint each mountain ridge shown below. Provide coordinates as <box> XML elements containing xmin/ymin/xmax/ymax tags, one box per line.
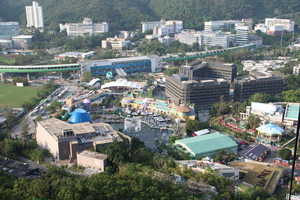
<box><xmin>1</xmin><ymin>0</ymin><xmax>300</xmax><ymax>31</ymax></box>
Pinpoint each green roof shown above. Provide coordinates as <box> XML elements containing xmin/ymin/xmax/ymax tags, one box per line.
<box><xmin>175</xmin><ymin>133</ymin><xmax>237</xmax><ymax>156</ymax></box>
<box><xmin>284</xmin><ymin>104</ymin><xmax>300</xmax><ymax>120</ymax></box>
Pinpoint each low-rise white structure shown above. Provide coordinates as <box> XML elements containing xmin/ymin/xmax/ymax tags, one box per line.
<box><xmin>54</xmin><ymin>51</ymin><xmax>94</xmax><ymax>61</ymax></box>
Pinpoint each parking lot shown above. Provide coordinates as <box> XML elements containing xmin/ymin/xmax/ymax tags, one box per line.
<box><xmin>0</xmin><ymin>156</ymin><xmax>47</xmax><ymax>178</ymax></box>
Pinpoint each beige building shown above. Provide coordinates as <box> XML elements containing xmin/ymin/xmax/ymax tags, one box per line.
<box><xmin>36</xmin><ymin>118</ymin><xmax>122</xmax><ymax>161</ymax></box>
<box><xmin>77</xmin><ymin>150</ymin><xmax>108</xmax><ymax>172</ymax></box>
<box><xmin>101</xmin><ymin>36</ymin><xmax>131</xmax><ymax>50</ymax></box>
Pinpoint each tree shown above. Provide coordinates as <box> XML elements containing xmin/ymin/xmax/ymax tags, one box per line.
<box><xmin>81</xmin><ymin>71</ymin><xmax>92</xmax><ymax>83</ymax></box>
<box><xmin>277</xmin><ymin>148</ymin><xmax>291</xmax><ymax>160</ymax></box>
<box><xmin>34</xmin><ymin>115</ymin><xmax>42</xmax><ymax>124</ymax></box>
<box><xmin>216</xmin><ymin>149</ymin><xmax>237</xmax><ymax>164</ymax></box>
<box><xmin>21</xmin><ymin>119</ymin><xmax>30</xmax><ymax>138</ymax></box>
<box><xmin>247</xmin><ymin>115</ymin><xmax>261</xmax><ymax>130</ymax></box>
<box><xmin>184</xmin><ymin>118</ymin><xmax>209</xmax><ymax>136</ymax></box>
<box><xmin>2</xmin><ymin>108</ymin><xmax>15</xmax><ymax>128</ymax></box>
<box><xmin>46</xmin><ymin>101</ymin><xmax>62</xmax><ymax>114</ymax></box>
<box><xmin>248</xmin><ymin>93</ymin><xmax>273</xmax><ymax>104</ymax></box>
<box><xmin>12</xmin><ymin>77</ymin><xmax>29</xmax><ymax>86</ymax></box>
<box><xmin>282</xmin><ymin>89</ymin><xmax>300</xmax><ymax>102</ymax></box>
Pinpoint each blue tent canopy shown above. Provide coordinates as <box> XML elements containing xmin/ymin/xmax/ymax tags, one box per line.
<box><xmin>256</xmin><ymin>123</ymin><xmax>284</xmax><ymax>135</ymax></box>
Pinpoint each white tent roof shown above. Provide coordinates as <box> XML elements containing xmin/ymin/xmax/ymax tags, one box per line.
<box><xmin>85</xmin><ymin>78</ymin><xmax>100</xmax><ymax>86</ymax></box>
<box><xmin>101</xmin><ymin>79</ymin><xmax>142</xmax><ymax>89</ymax></box>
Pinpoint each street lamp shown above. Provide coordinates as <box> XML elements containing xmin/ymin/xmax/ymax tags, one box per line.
<box><xmin>289</xmin><ymin>106</ymin><xmax>300</xmax><ymax>200</ymax></box>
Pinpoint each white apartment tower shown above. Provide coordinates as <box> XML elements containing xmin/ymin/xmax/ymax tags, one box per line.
<box><xmin>26</xmin><ymin>1</ymin><xmax>44</xmax><ymax>28</ymax></box>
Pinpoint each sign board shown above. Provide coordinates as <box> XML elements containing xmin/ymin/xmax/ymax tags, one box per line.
<box><xmin>16</xmin><ymin>82</ymin><xmax>24</xmax><ymax>87</ymax></box>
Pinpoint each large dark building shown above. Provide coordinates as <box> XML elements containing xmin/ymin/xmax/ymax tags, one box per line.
<box><xmin>234</xmin><ymin>71</ymin><xmax>284</xmax><ymax>101</ymax></box>
<box><xmin>166</xmin><ymin>74</ymin><xmax>230</xmax><ymax>109</ymax></box>
<box><xmin>179</xmin><ymin>61</ymin><xmax>237</xmax><ymax>83</ymax></box>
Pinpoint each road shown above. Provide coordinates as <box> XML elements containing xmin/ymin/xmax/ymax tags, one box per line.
<box><xmin>18</xmin><ymin>156</ymin><xmax>49</xmax><ymax>172</ymax></box>
<box><xmin>11</xmin><ymin>115</ymin><xmax>36</xmax><ymax>138</ymax></box>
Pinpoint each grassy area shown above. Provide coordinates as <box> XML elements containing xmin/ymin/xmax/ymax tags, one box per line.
<box><xmin>230</xmin><ymin>161</ymin><xmax>283</xmax><ymax>194</ymax></box>
<box><xmin>0</xmin><ymin>55</ymin><xmax>16</xmax><ymax>64</ymax></box>
<box><xmin>0</xmin><ymin>84</ymin><xmax>39</xmax><ymax>108</ymax></box>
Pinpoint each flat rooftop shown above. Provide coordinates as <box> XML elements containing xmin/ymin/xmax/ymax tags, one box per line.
<box><xmin>77</xmin><ymin>150</ymin><xmax>107</xmax><ymax>160</ymax></box>
<box><xmin>284</xmin><ymin>103</ymin><xmax>300</xmax><ymax>120</ymax></box>
<box><xmin>38</xmin><ymin>118</ymin><xmax>117</xmax><ymax>137</ymax></box>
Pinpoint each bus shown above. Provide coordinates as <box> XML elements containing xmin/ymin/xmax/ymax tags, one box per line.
<box><xmin>58</xmin><ymin>87</ymin><xmax>68</xmax><ymax>99</ymax></box>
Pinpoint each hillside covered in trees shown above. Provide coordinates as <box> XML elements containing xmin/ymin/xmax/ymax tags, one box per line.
<box><xmin>1</xmin><ymin>0</ymin><xmax>300</xmax><ymax>32</ymax></box>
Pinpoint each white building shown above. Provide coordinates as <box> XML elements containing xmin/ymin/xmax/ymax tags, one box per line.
<box><xmin>265</xmin><ymin>18</ymin><xmax>294</xmax><ymax>32</ymax></box>
<box><xmin>175</xmin><ymin>31</ymin><xmax>229</xmax><ymax>48</ymax></box>
<box><xmin>255</xmin><ymin>18</ymin><xmax>294</xmax><ymax>36</ymax></box>
<box><xmin>254</xmin><ymin>24</ymin><xmax>268</xmax><ymax>34</ymax></box>
<box><xmin>0</xmin><ymin>22</ymin><xmax>20</xmax><ymax>40</ymax></box>
<box><xmin>141</xmin><ymin>20</ymin><xmax>183</xmax><ymax>34</ymax></box>
<box><xmin>158</xmin><ymin>35</ymin><xmax>175</xmax><ymax>47</ymax></box>
<box><xmin>26</xmin><ymin>1</ymin><xmax>44</xmax><ymax>28</ymax></box>
<box><xmin>204</xmin><ymin>19</ymin><xmax>252</xmax><ymax>32</ymax></box>
<box><xmin>175</xmin><ymin>32</ymin><xmax>202</xmax><ymax>45</ymax></box>
<box><xmin>235</xmin><ymin>25</ymin><xmax>249</xmax><ymax>45</ymax></box>
<box><xmin>60</xmin><ymin>18</ymin><xmax>108</xmax><ymax>37</ymax></box>
<box><xmin>54</xmin><ymin>51</ymin><xmax>94</xmax><ymax>61</ymax></box>
<box><xmin>293</xmin><ymin>65</ymin><xmax>300</xmax><ymax>75</ymax></box>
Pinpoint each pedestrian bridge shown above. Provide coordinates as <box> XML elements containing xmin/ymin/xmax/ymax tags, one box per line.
<box><xmin>0</xmin><ymin>43</ymin><xmax>256</xmax><ymax>74</ymax></box>
<box><xmin>0</xmin><ymin>63</ymin><xmax>80</xmax><ymax>73</ymax></box>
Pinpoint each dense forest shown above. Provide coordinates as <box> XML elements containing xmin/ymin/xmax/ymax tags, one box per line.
<box><xmin>1</xmin><ymin>0</ymin><xmax>300</xmax><ymax>32</ymax></box>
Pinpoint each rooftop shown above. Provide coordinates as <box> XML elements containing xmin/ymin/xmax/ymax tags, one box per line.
<box><xmin>77</xmin><ymin>150</ymin><xmax>107</xmax><ymax>160</ymax></box>
<box><xmin>38</xmin><ymin>118</ymin><xmax>116</xmax><ymax>138</ymax></box>
<box><xmin>284</xmin><ymin>103</ymin><xmax>300</xmax><ymax>120</ymax></box>
<box><xmin>175</xmin><ymin>133</ymin><xmax>237</xmax><ymax>156</ymax></box>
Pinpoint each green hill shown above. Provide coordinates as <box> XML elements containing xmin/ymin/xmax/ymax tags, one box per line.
<box><xmin>1</xmin><ymin>0</ymin><xmax>300</xmax><ymax>32</ymax></box>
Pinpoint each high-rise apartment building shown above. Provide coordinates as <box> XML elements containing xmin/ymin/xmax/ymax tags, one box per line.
<box><xmin>60</xmin><ymin>18</ymin><xmax>108</xmax><ymax>37</ymax></box>
<box><xmin>26</xmin><ymin>1</ymin><xmax>44</xmax><ymax>28</ymax></box>
<box><xmin>0</xmin><ymin>22</ymin><xmax>19</xmax><ymax>39</ymax></box>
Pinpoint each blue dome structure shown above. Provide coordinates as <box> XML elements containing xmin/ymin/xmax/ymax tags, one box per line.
<box><xmin>256</xmin><ymin>123</ymin><xmax>284</xmax><ymax>144</ymax></box>
<box><xmin>69</xmin><ymin>108</ymin><xmax>92</xmax><ymax>124</ymax></box>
